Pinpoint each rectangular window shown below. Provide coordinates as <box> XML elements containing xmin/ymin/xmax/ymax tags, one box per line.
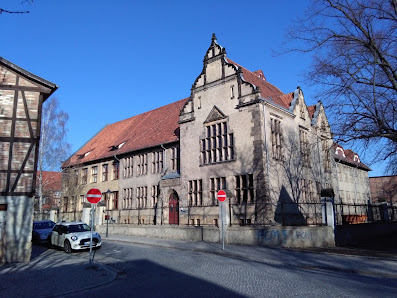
<box><xmin>91</xmin><ymin>166</ymin><xmax>98</xmax><ymax>183</ymax></box>
<box><xmin>188</xmin><ymin>179</ymin><xmax>203</xmax><ymax>206</ymax></box>
<box><xmin>322</xmin><ymin>140</ymin><xmax>331</xmax><ymax>172</ymax></box>
<box><xmin>152</xmin><ymin>150</ymin><xmax>164</xmax><ymax>174</ymax></box>
<box><xmin>271</xmin><ymin>118</ymin><xmax>282</xmax><ymax>160</ymax></box>
<box><xmin>210</xmin><ymin>177</ymin><xmax>226</xmax><ymax>205</ymax></box>
<box><xmin>137</xmin><ymin>154</ymin><xmax>147</xmax><ymax>176</ymax></box>
<box><xmin>151</xmin><ymin>185</ymin><xmax>159</xmax><ymax>207</ymax></box>
<box><xmin>123</xmin><ymin>188</ymin><xmax>133</xmax><ymax>209</ymax></box>
<box><xmin>102</xmin><ymin>164</ymin><xmax>108</xmax><ymax>181</ymax></box>
<box><xmin>235</xmin><ymin>174</ymin><xmax>254</xmax><ymax>204</ymax></box>
<box><xmin>113</xmin><ymin>162</ymin><xmax>119</xmax><ymax>180</ymax></box>
<box><xmin>74</xmin><ymin>170</ymin><xmax>79</xmax><ymax>185</ymax></box>
<box><xmin>123</xmin><ymin>157</ymin><xmax>133</xmax><ymax>178</ymax></box>
<box><xmin>299</xmin><ymin>129</ymin><xmax>310</xmax><ymax>167</ymax></box>
<box><xmin>82</xmin><ymin>168</ymin><xmax>88</xmax><ymax>185</ymax></box>
<box><xmin>201</xmin><ymin>121</ymin><xmax>234</xmax><ymax>165</ymax></box>
<box><xmin>113</xmin><ymin>191</ymin><xmax>119</xmax><ymax>210</ymax></box>
<box><xmin>170</xmin><ymin>147</ymin><xmax>179</xmax><ymax>172</ymax></box>
<box><xmin>137</xmin><ymin>186</ymin><xmax>147</xmax><ymax>208</ymax></box>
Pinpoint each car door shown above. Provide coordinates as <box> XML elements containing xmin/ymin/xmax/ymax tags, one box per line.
<box><xmin>57</xmin><ymin>225</ymin><xmax>68</xmax><ymax>247</ymax></box>
<box><xmin>51</xmin><ymin>224</ymin><xmax>60</xmax><ymax>246</ymax></box>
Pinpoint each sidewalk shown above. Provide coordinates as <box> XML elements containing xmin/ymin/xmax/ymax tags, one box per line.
<box><xmin>0</xmin><ymin>247</ymin><xmax>117</xmax><ymax>298</ymax></box>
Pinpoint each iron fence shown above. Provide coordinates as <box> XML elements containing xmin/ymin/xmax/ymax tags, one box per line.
<box><xmin>334</xmin><ymin>202</ymin><xmax>397</xmax><ymax>225</ymax></box>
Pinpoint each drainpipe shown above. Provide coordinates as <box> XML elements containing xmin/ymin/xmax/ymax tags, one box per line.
<box><xmin>263</xmin><ymin>102</ymin><xmax>270</xmax><ymax>197</ymax></box>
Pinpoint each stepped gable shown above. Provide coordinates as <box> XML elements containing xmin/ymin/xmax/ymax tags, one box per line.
<box><xmin>226</xmin><ymin>58</ymin><xmax>288</xmax><ymax>108</ymax></box>
<box><xmin>63</xmin><ymin>98</ymin><xmax>188</xmax><ymax>167</ymax></box>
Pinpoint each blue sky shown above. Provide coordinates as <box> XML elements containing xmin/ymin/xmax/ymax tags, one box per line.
<box><xmin>0</xmin><ymin>0</ymin><xmax>385</xmax><ymax>176</ymax></box>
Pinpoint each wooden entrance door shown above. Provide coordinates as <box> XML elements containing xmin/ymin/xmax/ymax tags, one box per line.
<box><xmin>169</xmin><ymin>192</ymin><xmax>179</xmax><ymax>225</ymax></box>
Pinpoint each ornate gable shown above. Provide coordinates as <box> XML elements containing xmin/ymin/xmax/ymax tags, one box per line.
<box><xmin>204</xmin><ymin>106</ymin><xmax>227</xmax><ymax>124</ymax></box>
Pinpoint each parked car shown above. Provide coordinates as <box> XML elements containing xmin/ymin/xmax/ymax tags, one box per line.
<box><xmin>32</xmin><ymin>220</ymin><xmax>55</xmax><ymax>244</ymax></box>
<box><xmin>48</xmin><ymin>222</ymin><xmax>102</xmax><ymax>253</ymax></box>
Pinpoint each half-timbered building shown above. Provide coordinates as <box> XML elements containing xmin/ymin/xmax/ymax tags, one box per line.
<box><xmin>0</xmin><ymin>57</ymin><xmax>57</xmax><ymax>262</ymax></box>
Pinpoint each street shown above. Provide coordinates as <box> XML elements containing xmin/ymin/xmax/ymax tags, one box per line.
<box><xmin>64</xmin><ymin>239</ymin><xmax>397</xmax><ymax>297</ymax></box>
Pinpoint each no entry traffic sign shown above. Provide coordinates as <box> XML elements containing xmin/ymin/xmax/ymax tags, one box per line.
<box><xmin>217</xmin><ymin>190</ymin><xmax>226</xmax><ymax>202</ymax></box>
<box><xmin>87</xmin><ymin>188</ymin><xmax>102</xmax><ymax>204</ymax></box>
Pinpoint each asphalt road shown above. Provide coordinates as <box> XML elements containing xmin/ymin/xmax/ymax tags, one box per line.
<box><xmin>64</xmin><ymin>240</ymin><xmax>397</xmax><ymax>298</ymax></box>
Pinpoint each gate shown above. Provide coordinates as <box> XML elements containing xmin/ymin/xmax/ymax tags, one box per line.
<box><xmin>169</xmin><ymin>192</ymin><xmax>179</xmax><ymax>225</ymax></box>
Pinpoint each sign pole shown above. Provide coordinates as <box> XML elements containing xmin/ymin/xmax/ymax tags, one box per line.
<box><xmin>221</xmin><ymin>202</ymin><xmax>224</xmax><ymax>250</ymax></box>
<box><xmin>217</xmin><ymin>190</ymin><xmax>227</xmax><ymax>251</ymax></box>
<box><xmin>89</xmin><ymin>204</ymin><xmax>94</xmax><ymax>264</ymax></box>
<box><xmin>86</xmin><ymin>188</ymin><xmax>102</xmax><ymax>264</ymax></box>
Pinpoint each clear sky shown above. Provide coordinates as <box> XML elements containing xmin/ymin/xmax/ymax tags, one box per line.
<box><xmin>0</xmin><ymin>0</ymin><xmax>385</xmax><ymax>176</ymax></box>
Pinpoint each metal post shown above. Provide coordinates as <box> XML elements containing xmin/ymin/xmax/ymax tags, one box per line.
<box><xmin>89</xmin><ymin>204</ymin><xmax>94</xmax><ymax>264</ymax></box>
<box><xmin>106</xmin><ymin>189</ymin><xmax>111</xmax><ymax>238</ymax></box>
<box><xmin>221</xmin><ymin>202</ymin><xmax>224</xmax><ymax>250</ymax></box>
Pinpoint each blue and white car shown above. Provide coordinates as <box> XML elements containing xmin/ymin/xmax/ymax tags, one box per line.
<box><xmin>48</xmin><ymin>222</ymin><xmax>102</xmax><ymax>253</ymax></box>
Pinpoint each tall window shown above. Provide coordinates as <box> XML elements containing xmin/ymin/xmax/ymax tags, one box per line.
<box><xmin>322</xmin><ymin>140</ymin><xmax>331</xmax><ymax>172</ymax></box>
<box><xmin>188</xmin><ymin>179</ymin><xmax>203</xmax><ymax>206</ymax></box>
<box><xmin>201</xmin><ymin>121</ymin><xmax>234</xmax><ymax>165</ymax></box>
<box><xmin>82</xmin><ymin>168</ymin><xmax>88</xmax><ymax>185</ymax></box>
<box><xmin>113</xmin><ymin>161</ymin><xmax>119</xmax><ymax>180</ymax></box>
<box><xmin>112</xmin><ymin>191</ymin><xmax>119</xmax><ymax>210</ymax></box>
<box><xmin>210</xmin><ymin>177</ymin><xmax>226</xmax><ymax>205</ymax></box>
<box><xmin>151</xmin><ymin>185</ymin><xmax>159</xmax><ymax>207</ymax></box>
<box><xmin>299</xmin><ymin>129</ymin><xmax>310</xmax><ymax>167</ymax></box>
<box><xmin>137</xmin><ymin>154</ymin><xmax>147</xmax><ymax>176</ymax></box>
<box><xmin>123</xmin><ymin>188</ymin><xmax>133</xmax><ymax>209</ymax></box>
<box><xmin>102</xmin><ymin>164</ymin><xmax>108</xmax><ymax>181</ymax></box>
<box><xmin>137</xmin><ymin>186</ymin><xmax>147</xmax><ymax>208</ymax></box>
<box><xmin>170</xmin><ymin>147</ymin><xmax>179</xmax><ymax>172</ymax></box>
<box><xmin>152</xmin><ymin>151</ymin><xmax>164</xmax><ymax>173</ymax></box>
<box><xmin>235</xmin><ymin>174</ymin><xmax>254</xmax><ymax>204</ymax></box>
<box><xmin>271</xmin><ymin>118</ymin><xmax>282</xmax><ymax>160</ymax></box>
<box><xmin>91</xmin><ymin>166</ymin><xmax>98</xmax><ymax>183</ymax></box>
<box><xmin>123</xmin><ymin>157</ymin><xmax>133</xmax><ymax>178</ymax></box>
<box><xmin>74</xmin><ymin>170</ymin><xmax>79</xmax><ymax>185</ymax></box>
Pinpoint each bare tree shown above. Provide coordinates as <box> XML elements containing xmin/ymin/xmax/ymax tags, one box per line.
<box><xmin>37</xmin><ymin>97</ymin><xmax>70</xmax><ymax>214</ymax></box>
<box><xmin>0</xmin><ymin>0</ymin><xmax>33</xmax><ymax>14</ymax></box>
<box><xmin>283</xmin><ymin>0</ymin><xmax>397</xmax><ymax>173</ymax></box>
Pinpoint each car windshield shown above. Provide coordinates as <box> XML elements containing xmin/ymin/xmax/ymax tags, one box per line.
<box><xmin>67</xmin><ymin>224</ymin><xmax>91</xmax><ymax>233</ymax></box>
<box><xmin>34</xmin><ymin>222</ymin><xmax>55</xmax><ymax>230</ymax></box>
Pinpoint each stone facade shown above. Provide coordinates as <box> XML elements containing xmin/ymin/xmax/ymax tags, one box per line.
<box><xmin>332</xmin><ymin>144</ymin><xmax>371</xmax><ymax>205</ymax></box>
<box><xmin>61</xmin><ymin>35</ymin><xmax>368</xmax><ymax>229</ymax></box>
<box><xmin>0</xmin><ymin>57</ymin><xmax>57</xmax><ymax>262</ymax></box>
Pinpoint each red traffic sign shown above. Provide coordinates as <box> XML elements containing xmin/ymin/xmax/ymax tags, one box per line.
<box><xmin>87</xmin><ymin>188</ymin><xmax>102</xmax><ymax>204</ymax></box>
<box><xmin>217</xmin><ymin>190</ymin><xmax>226</xmax><ymax>202</ymax></box>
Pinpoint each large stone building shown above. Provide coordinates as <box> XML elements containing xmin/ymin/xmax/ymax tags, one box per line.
<box><xmin>62</xmin><ymin>35</ymin><xmax>369</xmax><ymax>228</ymax></box>
<box><xmin>0</xmin><ymin>57</ymin><xmax>57</xmax><ymax>262</ymax></box>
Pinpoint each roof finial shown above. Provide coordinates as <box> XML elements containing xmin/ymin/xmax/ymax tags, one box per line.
<box><xmin>212</xmin><ymin>33</ymin><xmax>217</xmax><ymax>42</ymax></box>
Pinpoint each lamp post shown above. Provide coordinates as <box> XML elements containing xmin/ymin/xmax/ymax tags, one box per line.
<box><xmin>106</xmin><ymin>189</ymin><xmax>111</xmax><ymax>238</ymax></box>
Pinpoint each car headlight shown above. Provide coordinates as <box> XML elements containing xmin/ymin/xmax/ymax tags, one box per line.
<box><xmin>71</xmin><ymin>235</ymin><xmax>78</xmax><ymax>241</ymax></box>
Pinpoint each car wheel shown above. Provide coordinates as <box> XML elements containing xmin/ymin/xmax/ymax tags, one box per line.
<box><xmin>64</xmin><ymin>240</ymin><xmax>72</xmax><ymax>254</ymax></box>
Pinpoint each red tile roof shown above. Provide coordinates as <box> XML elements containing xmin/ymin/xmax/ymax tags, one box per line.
<box><xmin>37</xmin><ymin>171</ymin><xmax>62</xmax><ymax>191</ymax></box>
<box><xmin>63</xmin><ymin>98</ymin><xmax>189</xmax><ymax>167</ymax></box>
<box><xmin>333</xmin><ymin>144</ymin><xmax>371</xmax><ymax>171</ymax></box>
<box><xmin>307</xmin><ymin>105</ymin><xmax>316</xmax><ymax>119</ymax></box>
<box><xmin>226</xmin><ymin>58</ymin><xmax>291</xmax><ymax>109</ymax></box>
